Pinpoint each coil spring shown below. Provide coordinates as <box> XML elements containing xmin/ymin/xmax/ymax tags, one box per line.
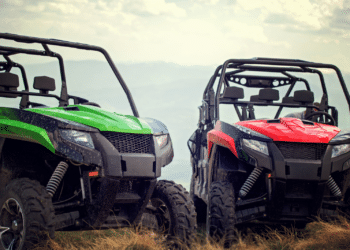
<box><xmin>326</xmin><ymin>175</ymin><xmax>342</xmax><ymax>197</ymax></box>
<box><xmin>46</xmin><ymin>161</ymin><xmax>69</xmax><ymax>197</ymax></box>
<box><xmin>239</xmin><ymin>167</ymin><xmax>263</xmax><ymax>198</ymax></box>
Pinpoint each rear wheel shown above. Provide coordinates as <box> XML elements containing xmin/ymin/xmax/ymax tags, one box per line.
<box><xmin>150</xmin><ymin>180</ymin><xmax>197</xmax><ymax>247</ymax></box>
<box><xmin>207</xmin><ymin>181</ymin><xmax>236</xmax><ymax>248</ymax></box>
<box><xmin>0</xmin><ymin>178</ymin><xmax>55</xmax><ymax>250</ymax></box>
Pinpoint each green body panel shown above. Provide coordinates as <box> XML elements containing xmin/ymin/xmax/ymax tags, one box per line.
<box><xmin>0</xmin><ymin>118</ymin><xmax>55</xmax><ymax>153</ymax></box>
<box><xmin>28</xmin><ymin>105</ymin><xmax>152</xmax><ymax>134</ymax></box>
<box><xmin>0</xmin><ymin>104</ymin><xmax>153</xmax><ymax>154</ymax></box>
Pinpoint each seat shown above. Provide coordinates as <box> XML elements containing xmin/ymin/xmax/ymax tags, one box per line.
<box><xmin>292</xmin><ymin>90</ymin><xmax>315</xmax><ymax>119</ymax></box>
<box><xmin>0</xmin><ymin>72</ymin><xmax>20</xmax><ymax>98</ymax></box>
<box><xmin>20</xmin><ymin>76</ymin><xmax>55</xmax><ymax>109</ymax></box>
<box><xmin>282</xmin><ymin>96</ymin><xmax>297</xmax><ymax>104</ymax></box>
<box><xmin>33</xmin><ymin>76</ymin><xmax>56</xmax><ymax>94</ymax></box>
<box><xmin>250</xmin><ymin>95</ymin><xmax>266</xmax><ymax>103</ymax></box>
<box><xmin>293</xmin><ymin>90</ymin><xmax>314</xmax><ymax>105</ymax></box>
<box><xmin>219</xmin><ymin>86</ymin><xmax>252</xmax><ymax>120</ymax></box>
<box><xmin>222</xmin><ymin>86</ymin><xmax>244</xmax><ymax>100</ymax></box>
<box><xmin>258</xmin><ymin>88</ymin><xmax>279</xmax><ymax>103</ymax></box>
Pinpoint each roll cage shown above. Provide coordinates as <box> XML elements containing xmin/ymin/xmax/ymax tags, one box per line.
<box><xmin>0</xmin><ymin>33</ymin><xmax>139</xmax><ymax>117</ymax></box>
<box><xmin>200</xmin><ymin>58</ymin><xmax>350</xmax><ymax>126</ymax></box>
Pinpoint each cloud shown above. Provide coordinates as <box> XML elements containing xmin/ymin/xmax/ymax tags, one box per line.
<box><xmin>24</xmin><ymin>3</ymin><xmax>46</xmax><ymax>12</ymax></box>
<box><xmin>2</xmin><ymin>0</ymin><xmax>23</xmax><ymax>7</ymax></box>
<box><xmin>195</xmin><ymin>0</ymin><xmax>220</xmax><ymax>5</ymax></box>
<box><xmin>2</xmin><ymin>0</ymin><xmax>350</xmax><ymax>70</ymax></box>
<box><xmin>122</xmin><ymin>0</ymin><xmax>186</xmax><ymax>17</ymax></box>
<box><xmin>329</xmin><ymin>3</ymin><xmax>350</xmax><ymax>30</ymax></box>
<box><xmin>224</xmin><ymin>20</ymin><xmax>269</xmax><ymax>43</ymax></box>
<box><xmin>234</xmin><ymin>0</ymin><xmax>344</xmax><ymax>31</ymax></box>
<box><xmin>46</xmin><ymin>2</ymin><xmax>82</xmax><ymax>14</ymax></box>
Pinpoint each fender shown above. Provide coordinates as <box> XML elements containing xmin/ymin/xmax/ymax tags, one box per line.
<box><xmin>208</xmin><ymin>121</ymin><xmax>238</xmax><ymax>158</ymax></box>
<box><xmin>0</xmin><ymin>119</ymin><xmax>55</xmax><ymax>153</ymax></box>
<box><xmin>0</xmin><ymin>107</ymin><xmax>97</xmax><ymax>157</ymax></box>
<box><xmin>208</xmin><ymin>130</ymin><xmax>238</xmax><ymax>158</ymax></box>
<box><xmin>207</xmin><ymin>120</ymin><xmax>272</xmax><ymax>161</ymax></box>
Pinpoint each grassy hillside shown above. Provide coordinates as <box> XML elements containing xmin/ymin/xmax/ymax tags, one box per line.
<box><xmin>32</xmin><ymin>216</ymin><xmax>350</xmax><ymax>250</ymax></box>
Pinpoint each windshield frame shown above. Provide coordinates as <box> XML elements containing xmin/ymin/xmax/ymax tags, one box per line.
<box><xmin>0</xmin><ymin>33</ymin><xmax>139</xmax><ymax>117</ymax></box>
<box><xmin>204</xmin><ymin>58</ymin><xmax>350</xmax><ymax>124</ymax></box>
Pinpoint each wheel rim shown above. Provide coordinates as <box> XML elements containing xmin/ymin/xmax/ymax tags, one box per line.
<box><xmin>0</xmin><ymin>198</ymin><xmax>25</xmax><ymax>250</ymax></box>
<box><xmin>151</xmin><ymin>198</ymin><xmax>171</xmax><ymax>234</ymax></box>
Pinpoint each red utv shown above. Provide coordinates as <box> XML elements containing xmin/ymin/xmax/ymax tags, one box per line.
<box><xmin>188</xmin><ymin>58</ymin><xmax>350</xmax><ymax>245</ymax></box>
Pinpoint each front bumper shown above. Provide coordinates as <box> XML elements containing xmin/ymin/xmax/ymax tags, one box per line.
<box><xmin>90</xmin><ymin>132</ymin><xmax>173</xmax><ymax>178</ymax></box>
<box><xmin>237</xmin><ymin>141</ymin><xmax>350</xmax><ymax>222</ymax></box>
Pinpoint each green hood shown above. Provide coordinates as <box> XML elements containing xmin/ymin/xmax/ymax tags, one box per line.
<box><xmin>28</xmin><ymin>105</ymin><xmax>152</xmax><ymax>134</ymax></box>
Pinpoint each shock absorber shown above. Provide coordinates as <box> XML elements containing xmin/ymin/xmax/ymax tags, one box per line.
<box><xmin>326</xmin><ymin>175</ymin><xmax>342</xmax><ymax>197</ymax></box>
<box><xmin>46</xmin><ymin>161</ymin><xmax>69</xmax><ymax>197</ymax></box>
<box><xmin>239</xmin><ymin>167</ymin><xmax>263</xmax><ymax>198</ymax></box>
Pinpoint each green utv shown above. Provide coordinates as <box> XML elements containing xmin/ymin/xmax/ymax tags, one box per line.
<box><xmin>0</xmin><ymin>33</ymin><xmax>196</xmax><ymax>250</ymax></box>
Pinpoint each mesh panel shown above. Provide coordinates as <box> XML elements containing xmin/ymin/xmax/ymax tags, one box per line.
<box><xmin>275</xmin><ymin>142</ymin><xmax>327</xmax><ymax>160</ymax></box>
<box><xmin>286</xmin><ymin>180</ymin><xmax>313</xmax><ymax>195</ymax></box>
<box><xmin>101</xmin><ymin>132</ymin><xmax>152</xmax><ymax>154</ymax></box>
<box><xmin>117</xmin><ymin>180</ymin><xmax>133</xmax><ymax>193</ymax></box>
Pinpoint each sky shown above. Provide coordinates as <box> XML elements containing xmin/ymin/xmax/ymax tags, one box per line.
<box><xmin>1</xmin><ymin>0</ymin><xmax>350</xmax><ymax>71</ymax></box>
<box><xmin>2</xmin><ymin>0</ymin><xmax>350</xmax><ymax>190</ymax></box>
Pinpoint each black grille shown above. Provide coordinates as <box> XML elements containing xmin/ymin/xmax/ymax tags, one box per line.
<box><xmin>275</xmin><ymin>142</ymin><xmax>327</xmax><ymax>160</ymax></box>
<box><xmin>101</xmin><ymin>132</ymin><xmax>153</xmax><ymax>153</ymax></box>
<box><xmin>117</xmin><ymin>180</ymin><xmax>133</xmax><ymax>193</ymax></box>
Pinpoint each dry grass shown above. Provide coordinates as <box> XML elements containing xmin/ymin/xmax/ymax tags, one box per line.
<box><xmin>32</xmin><ymin>216</ymin><xmax>350</xmax><ymax>250</ymax></box>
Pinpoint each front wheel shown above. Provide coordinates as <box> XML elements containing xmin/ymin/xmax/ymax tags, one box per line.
<box><xmin>150</xmin><ymin>180</ymin><xmax>197</xmax><ymax>246</ymax></box>
<box><xmin>207</xmin><ymin>181</ymin><xmax>236</xmax><ymax>248</ymax></box>
<box><xmin>0</xmin><ymin>178</ymin><xmax>55</xmax><ymax>250</ymax></box>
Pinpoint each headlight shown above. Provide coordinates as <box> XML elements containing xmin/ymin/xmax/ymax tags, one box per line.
<box><xmin>332</xmin><ymin>144</ymin><xmax>350</xmax><ymax>158</ymax></box>
<box><xmin>242</xmin><ymin>139</ymin><xmax>269</xmax><ymax>155</ymax></box>
<box><xmin>233</xmin><ymin>124</ymin><xmax>270</xmax><ymax>139</ymax></box>
<box><xmin>155</xmin><ymin>134</ymin><xmax>168</xmax><ymax>149</ymax></box>
<box><xmin>60</xmin><ymin>130</ymin><xmax>95</xmax><ymax>149</ymax></box>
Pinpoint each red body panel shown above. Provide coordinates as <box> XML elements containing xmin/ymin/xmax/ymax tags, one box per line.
<box><xmin>236</xmin><ymin>118</ymin><xmax>340</xmax><ymax>143</ymax></box>
<box><xmin>208</xmin><ymin>130</ymin><xmax>238</xmax><ymax>158</ymax></box>
<box><xmin>207</xmin><ymin>118</ymin><xmax>341</xmax><ymax>158</ymax></box>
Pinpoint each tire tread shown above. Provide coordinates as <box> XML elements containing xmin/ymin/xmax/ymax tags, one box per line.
<box><xmin>152</xmin><ymin>180</ymin><xmax>197</xmax><ymax>245</ymax></box>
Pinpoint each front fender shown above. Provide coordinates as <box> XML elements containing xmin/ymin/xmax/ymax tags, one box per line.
<box><xmin>0</xmin><ymin>119</ymin><xmax>55</xmax><ymax>153</ymax></box>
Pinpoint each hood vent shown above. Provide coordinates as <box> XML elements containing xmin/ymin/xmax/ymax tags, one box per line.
<box><xmin>64</xmin><ymin>106</ymin><xmax>80</xmax><ymax>111</ymax></box>
<box><xmin>301</xmin><ymin>120</ymin><xmax>314</xmax><ymax>125</ymax></box>
<box><xmin>267</xmin><ymin>119</ymin><xmax>280</xmax><ymax>123</ymax></box>
<box><xmin>266</xmin><ymin>119</ymin><xmax>314</xmax><ymax>126</ymax></box>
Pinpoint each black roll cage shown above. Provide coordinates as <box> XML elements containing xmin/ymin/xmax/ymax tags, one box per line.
<box><xmin>203</xmin><ymin>58</ymin><xmax>350</xmax><ymax>123</ymax></box>
<box><xmin>0</xmin><ymin>33</ymin><xmax>139</xmax><ymax>117</ymax></box>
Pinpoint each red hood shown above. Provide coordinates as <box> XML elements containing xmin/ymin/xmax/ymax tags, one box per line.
<box><xmin>236</xmin><ymin>118</ymin><xmax>340</xmax><ymax>143</ymax></box>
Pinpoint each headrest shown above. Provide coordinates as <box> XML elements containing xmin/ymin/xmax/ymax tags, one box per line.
<box><xmin>282</xmin><ymin>96</ymin><xmax>297</xmax><ymax>104</ymax></box>
<box><xmin>0</xmin><ymin>72</ymin><xmax>19</xmax><ymax>87</ymax></box>
<box><xmin>250</xmin><ymin>95</ymin><xmax>266</xmax><ymax>102</ymax></box>
<box><xmin>222</xmin><ymin>86</ymin><xmax>244</xmax><ymax>100</ymax></box>
<box><xmin>33</xmin><ymin>76</ymin><xmax>55</xmax><ymax>94</ymax></box>
<box><xmin>293</xmin><ymin>90</ymin><xmax>314</xmax><ymax>104</ymax></box>
<box><xmin>258</xmin><ymin>88</ymin><xmax>279</xmax><ymax>101</ymax></box>
<box><xmin>0</xmin><ymin>72</ymin><xmax>20</xmax><ymax>98</ymax></box>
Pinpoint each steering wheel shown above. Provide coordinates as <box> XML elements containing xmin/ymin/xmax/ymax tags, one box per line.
<box><xmin>81</xmin><ymin>102</ymin><xmax>101</xmax><ymax>108</ymax></box>
<box><xmin>304</xmin><ymin>111</ymin><xmax>335</xmax><ymax>126</ymax></box>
